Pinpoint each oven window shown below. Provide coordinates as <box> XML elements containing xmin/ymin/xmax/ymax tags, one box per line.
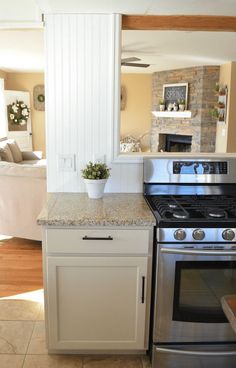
<box><xmin>173</xmin><ymin>261</ymin><xmax>236</xmax><ymax>323</ymax></box>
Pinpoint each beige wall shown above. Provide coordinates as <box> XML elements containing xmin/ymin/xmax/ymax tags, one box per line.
<box><xmin>120</xmin><ymin>74</ymin><xmax>152</xmax><ymax>151</ymax></box>
<box><xmin>5</xmin><ymin>73</ymin><xmax>46</xmax><ymax>157</ymax></box>
<box><xmin>216</xmin><ymin>62</ymin><xmax>236</xmax><ymax>153</ymax></box>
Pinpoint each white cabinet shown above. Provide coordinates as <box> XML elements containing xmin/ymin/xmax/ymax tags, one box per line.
<box><xmin>43</xmin><ymin>227</ymin><xmax>152</xmax><ymax>352</ymax></box>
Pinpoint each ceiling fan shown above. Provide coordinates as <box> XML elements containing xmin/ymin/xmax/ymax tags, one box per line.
<box><xmin>121</xmin><ymin>57</ymin><xmax>150</xmax><ymax>68</ymax></box>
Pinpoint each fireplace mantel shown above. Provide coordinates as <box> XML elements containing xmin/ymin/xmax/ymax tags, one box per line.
<box><xmin>152</xmin><ymin>110</ymin><xmax>192</xmax><ymax>119</ymax></box>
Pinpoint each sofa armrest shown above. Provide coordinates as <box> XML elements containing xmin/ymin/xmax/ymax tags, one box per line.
<box><xmin>22</xmin><ymin>151</ymin><xmax>43</xmax><ymax>160</ymax></box>
<box><xmin>0</xmin><ymin>161</ymin><xmax>46</xmax><ymax>178</ymax></box>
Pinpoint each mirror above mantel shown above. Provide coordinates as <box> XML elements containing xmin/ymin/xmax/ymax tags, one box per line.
<box><xmin>118</xmin><ymin>28</ymin><xmax>236</xmax><ymax>161</ymax></box>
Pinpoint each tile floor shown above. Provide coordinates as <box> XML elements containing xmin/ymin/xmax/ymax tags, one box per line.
<box><xmin>0</xmin><ymin>289</ymin><xmax>151</xmax><ymax>368</ymax></box>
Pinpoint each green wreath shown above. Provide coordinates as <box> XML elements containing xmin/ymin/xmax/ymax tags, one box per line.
<box><xmin>8</xmin><ymin>100</ymin><xmax>30</xmax><ymax>126</ymax></box>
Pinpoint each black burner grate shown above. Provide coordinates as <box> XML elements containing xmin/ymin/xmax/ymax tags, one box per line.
<box><xmin>149</xmin><ymin>195</ymin><xmax>236</xmax><ymax>221</ymax></box>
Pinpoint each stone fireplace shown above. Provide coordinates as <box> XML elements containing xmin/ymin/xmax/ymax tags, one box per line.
<box><xmin>151</xmin><ymin>66</ymin><xmax>220</xmax><ymax>153</ymax></box>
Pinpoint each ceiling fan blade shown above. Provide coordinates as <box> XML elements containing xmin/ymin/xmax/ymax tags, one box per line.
<box><xmin>121</xmin><ymin>62</ymin><xmax>150</xmax><ymax>68</ymax></box>
<box><xmin>121</xmin><ymin>57</ymin><xmax>141</xmax><ymax>63</ymax></box>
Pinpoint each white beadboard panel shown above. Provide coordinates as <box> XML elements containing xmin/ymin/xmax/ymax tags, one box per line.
<box><xmin>45</xmin><ymin>13</ymin><xmax>143</xmax><ymax>193</ymax></box>
<box><xmin>106</xmin><ymin>163</ymin><xmax>143</xmax><ymax>193</ymax></box>
<box><xmin>45</xmin><ymin>14</ymin><xmax>117</xmax><ymax>191</ymax></box>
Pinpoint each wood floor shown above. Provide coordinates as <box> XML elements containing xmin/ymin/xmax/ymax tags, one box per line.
<box><xmin>0</xmin><ymin>236</ymin><xmax>43</xmax><ymax>297</ymax></box>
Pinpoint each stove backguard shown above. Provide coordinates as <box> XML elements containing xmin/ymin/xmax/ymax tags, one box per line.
<box><xmin>144</xmin><ymin>157</ymin><xmax>236</xmax><ymax>185</ymax></box>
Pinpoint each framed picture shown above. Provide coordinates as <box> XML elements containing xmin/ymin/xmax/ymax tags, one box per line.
<box><xmin>33</xmin><ymin>84</ymin><xmax>45</xmax><ymax>111</ymax></box>
<box><xmin>163</xmin><ymin>83</ymin><xmax>188</xmax><ymax>108</ymax></box>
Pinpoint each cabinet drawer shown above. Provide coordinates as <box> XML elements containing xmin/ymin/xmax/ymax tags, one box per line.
<box><xmin>45</xmin><ymin>228</ymin><xmax>150</xmax><ymax>254</ymax></box>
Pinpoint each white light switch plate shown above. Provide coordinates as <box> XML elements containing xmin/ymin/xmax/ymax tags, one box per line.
<box><xmin>58</xmin><ymin>154</ymin><xmax>76</xmax><ymax>172</ymax></box>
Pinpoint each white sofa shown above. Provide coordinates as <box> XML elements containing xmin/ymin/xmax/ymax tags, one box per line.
<box><xmin>0</xmin><ymin>145</ymin><xmax>47</xmax><ymax>241</ymax></box>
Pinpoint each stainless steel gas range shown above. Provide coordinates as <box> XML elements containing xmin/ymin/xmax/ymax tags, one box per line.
<box><xmin>144</xmin><ymin>157</ymin><xmax>236</xmax><ymax>368</ymax></box>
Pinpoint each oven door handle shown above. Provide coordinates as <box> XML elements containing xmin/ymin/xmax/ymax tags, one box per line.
<box><xmin>156</xmin><ymin>346</ymin><xmax>236</xmax><ymax>356</ymax></box>
<box><xmin>160</xmin><ymin>247</ymin><xmax>236</xmax><ymax>256</ymax></box>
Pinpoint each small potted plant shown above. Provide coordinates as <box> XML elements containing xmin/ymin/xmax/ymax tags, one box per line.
<box><xmin>216</xmin><ymin>101</ymin><xmax>225</xmax><ymax>109</ymax></box>
<box><xmin>178</xmin><ymin>99</ymin><xmax>186</xmax><ymax>111</ymax></box>
<box><xmin>81</xmin><ymin>161</ymin><xmax>111</xmax><ymax>199</ymax></box>
<box><xmin>219</xmin><ymin>86</ymin><xmax>226</xmax><ymax>96</ymax></box>
<box><xmin>210</xmin><ymin>108</ymin><xmax>219</xmax><ymax>119</ymax></box>
<box><xmin>159</xmin><ymin>99</ymin><xmax>165</xmax><ymax>111</ymax></box>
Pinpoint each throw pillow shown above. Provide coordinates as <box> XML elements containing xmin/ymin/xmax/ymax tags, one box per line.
<box><xmin>7</xmin><ymin>140</ymin><xmax>23</xmax><ymax>163</ymax></box>
<box><xmin>0</xmin><ymin>141</ymin><xmax>14</xmax><ymax>162</ymax></box>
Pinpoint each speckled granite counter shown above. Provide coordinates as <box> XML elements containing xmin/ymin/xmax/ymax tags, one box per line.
<box><xmin>37</xmin><ymin>193</ymin><xmax>156</xmax><ymax>227</ymax></box>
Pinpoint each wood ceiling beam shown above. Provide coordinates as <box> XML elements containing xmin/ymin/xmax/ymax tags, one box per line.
<box><xmin>122</xmin><ymin>15</ymin><xmax>236</xmax><ymax>32</ymax></box>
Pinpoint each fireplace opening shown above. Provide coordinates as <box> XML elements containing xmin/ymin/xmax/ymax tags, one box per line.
<box><xmin>165</xmin><ymin>134</ymin><xmax>192</xmax><ymax>152</ymax></box>
<box><xmin>166</xmin><ymin>134</ymin><xmax>192</xmax><ymax>152</ymax></box>
<box><xmin>158</xmin><ymin>134</ymin><xmax>192</xmax><ymax>152</ymax></box>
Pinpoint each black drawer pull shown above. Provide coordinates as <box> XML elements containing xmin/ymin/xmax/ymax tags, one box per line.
<box><xmin>82</xmin><ymin>236</ymin><xmax>113</xmax><ymax>241</ymax></box>
<box><xmin>141</xmin><ymin>276</ymin><xmax>145</xmax><ymax>304</ymax></box>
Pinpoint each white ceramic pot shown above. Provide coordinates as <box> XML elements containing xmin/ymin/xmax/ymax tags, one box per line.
<box><xmin>159</xmin><ymin>104</ymin><xmax>165</xmax><ymax>111</ymax></box>
<box><xmin>179</xmin><ymin>104</ymin><xmax>185</xmax><ymax>112</ymax></box>
<box><xmin>84</xmin><ymin>179</ymin><xmax>107</xmax><ymax>199</ymax></box>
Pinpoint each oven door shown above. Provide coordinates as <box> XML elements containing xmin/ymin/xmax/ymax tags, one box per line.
<box><xmin>154</xmin><ymin>244</ymin><xmax>236</xmax><ymax>343</ymax></box>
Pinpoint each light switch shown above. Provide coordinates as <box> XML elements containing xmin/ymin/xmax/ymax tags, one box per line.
<box><xmin>58</xmin><ymin>154</ymin><xmax>76</xmax><ymax>172</ymax></box>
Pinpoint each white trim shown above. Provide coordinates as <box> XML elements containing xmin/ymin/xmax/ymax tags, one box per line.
<box><xmin>112</xmin><ymin>15</ymin><xmax>122</xmax><ymax>163</ymax></box>
<box><xmin>152</xmin><ymin>110</ymin><xmax>192</xmax><ymax>118</ymax></box>
<box><xmin>113</xmin><ymin>153</ymin><xmax>144</xmax><ymax>164</ymax></box>
<box><xmin>112</xmin><ymin>151</ymin><xmax>236</xmax><ymax>164</ymax></box>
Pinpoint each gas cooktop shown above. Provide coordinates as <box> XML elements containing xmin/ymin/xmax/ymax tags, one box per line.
<box><xmin>146</xmin><ymin>194</ymin><xmax>236</xmax><ymax>227</ymax></box>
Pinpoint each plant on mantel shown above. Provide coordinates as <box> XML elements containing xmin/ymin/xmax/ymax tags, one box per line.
<box><xmin>178</xmin><ymin>99</ymin><xmax>186</xmax><ymax>112</ymax></box>
<box><xmin>159</xmin><ymin>99</ymin><xmax>165</xmax><ymax>111</ymax></box>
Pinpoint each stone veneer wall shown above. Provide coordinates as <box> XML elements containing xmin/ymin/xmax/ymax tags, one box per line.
<box><xmin>151</xmin><ymin>66</ymin><xmax>220</xmax><ymax>152</ymax></box>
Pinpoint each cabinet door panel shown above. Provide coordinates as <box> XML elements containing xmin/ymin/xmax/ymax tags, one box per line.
<box><xmin>46</xmin><ymin>256</ymin><xmax>148</xmax><ymax>350</ymax></box>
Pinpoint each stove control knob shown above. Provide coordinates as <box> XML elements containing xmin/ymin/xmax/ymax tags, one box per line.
<box><xmin>222</xmin><ymin>229</ymin><xmax>235</xmax><ymax>241</ymax></box>
<box><xmin>192</xmin><ymin>229</ymin><xmax>205</xmax><ymax>241</ymax></box>
<box><xmin>174</xmin><ymin>229</ymin><xmax>186</xmax><ymax>241</ymax></box>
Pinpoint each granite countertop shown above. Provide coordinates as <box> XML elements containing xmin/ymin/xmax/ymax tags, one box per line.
<box><xmin>221</xmin><ymin>295</ymin><xmax>236</xmax><ymax>334</ymax></box>
<box><xmin>37</xmin><ymin>193</ymin><xmax>156</xmax><ymax>227</ymax></box>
